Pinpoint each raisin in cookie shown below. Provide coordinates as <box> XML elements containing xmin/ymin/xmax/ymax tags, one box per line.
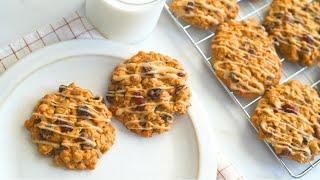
<box><xmin>263</xmin><ymin>0</ymin><xmax>320</xmax><ymax>66</ymax></box>
<box><xmin>170</xmin><ymin>0</ymin><xmax>239</xmax><ymax>29</ymax></box>
<box><xmin>24</xmin><ymin>83</ymin><xmax>115</xmax><ymax>170</ymax></box>
<box><xmin>107</xmin><ymin>51</ymin><xmax>191</xmax><ymax>137</ymax></box>
<box><xmin>212</xmin><ymin>19</ymin><xmax>282</xmax><ymax>98</ymax></box>
<box><xmin>252</xmin><ymin>80</ymin><xmax>320</xmax><ymax>163</ymax></box>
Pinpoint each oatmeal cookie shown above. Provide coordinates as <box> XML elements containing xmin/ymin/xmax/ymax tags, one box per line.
<box><xmin>24</xmin><ymin>83</ymin><xmax>115</xmax><ymax>170</ymax></box>
<box><xmin>170</xmin><ymin>0</ymin><xmax>239</xmax><ymax>29</ymax></box>
<box><xmin>263</xmin><ymin>0</ymin><xmax>320</xmax><ymax>66</ymax></box>
<box><xmin>107</xmin><ymin>51</ymin><xmax>191</xmax><ymax>137</ymax></box>
<box><xmin>252</xmin><ymin>80</ymin><xmax>320</xmax><ymax>163</ymax></box>
<box><xmin>212</xmin><ymin>19</ymin><xmax>282</xmax><ymax>98</ymax></box>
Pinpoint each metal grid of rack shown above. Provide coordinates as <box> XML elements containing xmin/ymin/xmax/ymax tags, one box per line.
<box><xmin>164</xmin><ymin>0</ymin><xmax>320</xmax><ymax>178</ymax></box>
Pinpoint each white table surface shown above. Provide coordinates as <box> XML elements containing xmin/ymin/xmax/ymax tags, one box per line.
<box><xmin>1</xmin><ymin>1</ymin><xmax>319</xmax><ymax>179</ymax></box>
<box><xmin>0</xmin><ymin>0</ymin><xmax>85</xmax><ymax>47</ymax></box>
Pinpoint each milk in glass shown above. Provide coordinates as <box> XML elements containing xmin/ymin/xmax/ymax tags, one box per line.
<box><xmin>86</xmin><ymin>0</ymin><xmax>165</xmax><ymax>43</ymax></box>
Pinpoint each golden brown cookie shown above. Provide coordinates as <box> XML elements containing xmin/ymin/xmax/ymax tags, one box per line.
<box><xmin>252</xmin><ymin>80</ymin><xmax>320</xmax><ymax>163</ymax></box>
<box><xmin>24</xmin><ymin>83</ymin><xmax>115</xmax><ymax>170</ymax></box>
<box><xmin>263</xmin><ymin>0</ymin><xmax>320</xmax><ymax>66</ymax></box>
<box><xmin>212</xmin><ymin>19</ymin><xmax>282</xmax><ymax>98</ymax></box>
<box><xmin>170</xmin><ymin>0</ymin><xmax>239</xmax><ymax>29</ymax></box>
<box><xmin>106</xmin><ymin>51</ymin><xmax>191</xmax><ymax>137</ymax></box>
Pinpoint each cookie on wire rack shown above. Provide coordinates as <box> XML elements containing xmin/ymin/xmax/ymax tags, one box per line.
<box><xmin>106</xmin><ymin>51</ymin><xmax>191</xmax><ymax>137</ymax></box>
<box><xmin>24</xmin><ymin>83</ymin><xmax>115</xmax><ymax>170</ymax></box>
<box><xmin>211</xmin><ymin>19</ymin><xmax>282</xmax><ymax>98</ymax></box>
<box><xmin>170</xmin><ymin>0</ymin><xmax>239</xmax><ymax>29</ymax></box>
<box><xmin>263</xmin><ymin>0</ymin><xmax>320</xmax><ymax>66</ymax></box>
<box><xmin>252</xmin><ymin>80</ymin><xmax>320</xmax><ymax>163</ymax></box>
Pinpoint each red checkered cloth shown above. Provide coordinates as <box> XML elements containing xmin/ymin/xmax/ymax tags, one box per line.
<box><xmin>0</xmin><ymin>9</ymin><xmax>245</xmax><ymax>180</ymax></box>
<box><xmin>0</xmin><ymin>11</ymin><xmax>102</xmax><ymax>73</ymax></box>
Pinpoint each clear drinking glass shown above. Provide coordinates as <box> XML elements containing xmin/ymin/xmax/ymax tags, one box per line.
<box><xmin>86</xmin><ymin>0</ymin><xmax>166</xmax><ymax>44</ymax></box>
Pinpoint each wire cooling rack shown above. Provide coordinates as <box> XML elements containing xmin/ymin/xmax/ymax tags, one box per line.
<box><xmin>165</xmin><ymin>0</ymin><xmax>320</xmax><ymax>178</ymax></box>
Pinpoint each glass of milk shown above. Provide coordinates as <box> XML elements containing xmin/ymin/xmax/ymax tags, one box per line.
<box><xmin>86</xmin><ymin>0</ymin><xmax>166</xmax><ymax>44</ymax></box>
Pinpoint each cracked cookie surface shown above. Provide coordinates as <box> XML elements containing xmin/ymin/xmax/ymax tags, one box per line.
<box><xmin>24</xmin><ymin>83</ymin><xmax>115</xmax><ymax>170</ymax></box>
<box><xmin>263</xmin><ymin>0</ymin><xmax>320</xmax><ymax>66</ymax></box>
<box><xmin>252</xmin><ymin>80</ymin><xmax>320</xmax><ymax>163</ymax></box>
<box><xmin>107</xmin><ymin>51</ymin><xmax>191</xmax><ymax>137</ymax></box>
<box><xmin>170</xmin><ymin>0</ymin><xmax>239</xmax><ymax>29</ymax></box>
<box><xmin>212</xmin><ymin>19</ymin><xmax>282</xmax><ymax>98</ymax></box>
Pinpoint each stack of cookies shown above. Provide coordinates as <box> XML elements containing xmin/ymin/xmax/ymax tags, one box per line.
<box><xmin>170</xmin><ymin>0</ymin><xmax>320</xmax><ymax>164</ymax></box>
<box><xmin>24</xmin><ymin>51</ymin><xmax>191</xmax><ymax>170</ymax></box>
<box><xmin>23</xmin><ymin>0</ymin><xmax>320</xmax><ymax>171</ymax></box>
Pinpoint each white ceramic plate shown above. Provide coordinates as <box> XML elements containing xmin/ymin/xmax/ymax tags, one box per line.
<box><xmin>0</xmin><ymin>40</ymin><xmax>216</xmax><ymax>180</ymax></box>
